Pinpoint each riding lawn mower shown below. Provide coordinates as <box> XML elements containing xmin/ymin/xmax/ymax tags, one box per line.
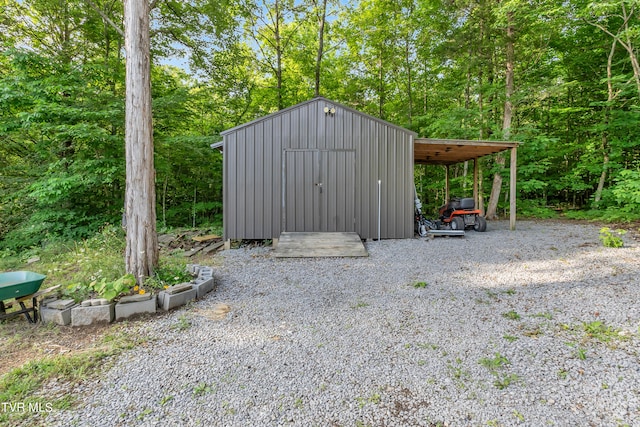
<box><xmin>438</xmin><ymin>197</ymin><xmax>487</xmax><ymax>232</ymax></box>
<box><xmin>415</xmin><ymin>189</ymin><xmax>487</xmax><ymax>236</ymax></box>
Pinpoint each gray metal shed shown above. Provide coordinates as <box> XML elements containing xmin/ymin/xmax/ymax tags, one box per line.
<box><xmin>213</xmin><ymin>97</ymin><xmax>416</xmax><ymax>241</ymax></box>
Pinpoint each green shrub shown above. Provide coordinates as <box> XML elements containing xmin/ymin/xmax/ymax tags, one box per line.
<box><xmin>145</xmin><ymin>260</ymin><xmax>192</xmax><ymax>291</ymax></box>
<box><xmin>90</xmin><ymin>274</ymin><xmax>136</xmax><ymax>301</ymax></box>
<box><xmin>599</xmin><ymin>227</ymin><xmax>626</xmax><ymax>248</ymax></box>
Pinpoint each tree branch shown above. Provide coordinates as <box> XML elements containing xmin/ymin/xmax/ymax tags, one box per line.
<box><xmin>85</xmin><ymin>0</ymin><xmax>124</xmax><ymax>37</ymax></box>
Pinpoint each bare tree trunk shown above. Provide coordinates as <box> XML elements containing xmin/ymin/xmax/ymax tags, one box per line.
<box><xmin>595</xmin><ymin>38</ymin><xmax>618</xmax><ymax>205</ymax></box>
<box><xmin>486</xmin><ymin>10</ymin><xmax>514</xmax><ymax>220</ymax></box>
<box><xmin>124</xmin><ymin>0</ymin><xmax>158</xmax><ymax>284</ymax></box>
<box><xmin>405</xmin><ymin>37</ymin><xmax>413</xmax><ymax>124</ymax></box>
<box><xmin>274</xmin><ymin>0</ymin><xmax>284</xmax><ymax>110</ymax></box>
<box><xmin>378</xmin><ymin>49</ymin><xmax>385</xmax><ymax>119</ymax></box>
<box><xmin>314</xmin><ymin>0</ymin><xmax>327</xmax><ymax>97</ymax></box>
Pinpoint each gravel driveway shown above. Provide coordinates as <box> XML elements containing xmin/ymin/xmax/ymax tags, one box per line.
<box><xmin>48</xmin><ymin>221</ymin><xmax>639</xmax><ymax>426</ymax></box>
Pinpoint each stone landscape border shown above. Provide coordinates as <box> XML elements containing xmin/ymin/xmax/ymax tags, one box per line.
<box><xmin>40</xmin><ymin>264</ymin><xmax>215</xmax><ymax>327</ymax></box>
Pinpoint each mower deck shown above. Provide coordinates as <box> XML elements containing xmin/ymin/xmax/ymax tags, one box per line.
<box><xmin>427</xmin><ymin>229</ymin><xmax>465</xmax><ymax>237</ymax></box>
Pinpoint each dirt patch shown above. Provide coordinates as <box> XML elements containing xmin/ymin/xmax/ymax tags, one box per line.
<box><xmin>192</xmin><ymin>303</ymin><xmax>231</xmax><ymax>321</ymax></box>
<box><xmin>0</xmin><ymin>319</ymin><xmax>112</xmax><ymax>377</ymax></box>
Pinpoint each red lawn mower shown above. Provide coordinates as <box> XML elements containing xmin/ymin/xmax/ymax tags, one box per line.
<box><xmin>438</xmin><ymin>197</ymin><xmax>487</xmax><ymax>232</ymax></box>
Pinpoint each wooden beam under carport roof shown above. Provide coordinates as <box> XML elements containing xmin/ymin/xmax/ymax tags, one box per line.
<box><xmin>414</xmin><ymin>138</ymin><xmax>518</xmax><ymax>165</ymax></box>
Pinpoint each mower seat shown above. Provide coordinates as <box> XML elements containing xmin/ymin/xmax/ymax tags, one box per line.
<box><xmin>459</xmin><ymin>198</ymin><xmax>475</xmax><ymax>210</ymax></box>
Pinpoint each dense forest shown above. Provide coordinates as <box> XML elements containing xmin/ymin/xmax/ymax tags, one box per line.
<box><xmin>1</xmin><ymin>0</ymin><xmax>639</xmax><ymax>252</ymax></box>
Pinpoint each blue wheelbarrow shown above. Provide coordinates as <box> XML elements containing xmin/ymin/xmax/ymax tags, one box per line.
<box><xmin>0</xmin><ymin>271</ymin><xmax>50</xmax><ymax>323</ymax></box>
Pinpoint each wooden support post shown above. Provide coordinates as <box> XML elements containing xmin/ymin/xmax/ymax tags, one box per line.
<box><xmin>473</xmin><ymin>158</ymin><xmax>479</xmax><ymax>213</ymax></box>
<box><xmin>510</xmin><ymin>146</ymin><xmax>517</xmax><ymax>231</ymax></box>
<box><xmin>445</xmin><ymin>165</ymin><xmax>450</xmax><ymax>203</ymax></box>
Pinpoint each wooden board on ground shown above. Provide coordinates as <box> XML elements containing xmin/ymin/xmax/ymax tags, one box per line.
<box><xmin>274</xmin><ymin>232</ymin><xmax>368</xmax><ymax>258</ymax></box>
<box><xmin>192</xmin><ymin>234</ymin><xmax>220</xmax><ymax>242</ymax></box>
<box><xmin>203</xmin><ymin>241</ymin><xmax>225</xmax><ymax>254</ymax></box>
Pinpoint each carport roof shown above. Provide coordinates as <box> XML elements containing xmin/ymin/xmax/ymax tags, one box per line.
<box><xmin>414</xmin><ymin>138</ymin><xmax>519</xmax><ymax>165</ymax></box>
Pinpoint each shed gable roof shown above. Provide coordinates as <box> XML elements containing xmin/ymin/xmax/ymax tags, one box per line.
<box><xmin>219</xmin><ymin>96</ymin><xmax>417</xmax><ymax>138</ymax></box>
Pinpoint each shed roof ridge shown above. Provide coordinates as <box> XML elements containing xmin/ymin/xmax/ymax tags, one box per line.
<box><xmin>219</xmin><ymin>96</ymin><xmax>417</xmax><ymax>137</ymax></box>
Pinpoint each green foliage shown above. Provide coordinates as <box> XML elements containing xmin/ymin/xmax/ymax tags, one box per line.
<box><xmin>90</xmin><ymin>274</ymin><xmax>136</xmax><ymax>301</ymax></box>
<box><xmin>517</xmin><ymin>199</ymin><xmax>559</xmax><ymax>219</ymax></box>
<box><xmin>502</xmin><ymin>310</ymin><xmax>521</xmax><ymax>321</ymax></box>
<box><xmin>2</xmin><ymin>0</ymin><xmax>640</xmax><ymax>246</ymax></box>
<box><xmin>172</xmin><ymin>314</ymin><xmax>192</xmax><ymax>331</ymax></box>
<box><xmin>582</xmin><ymin>320</ymin><xmax>626</xmax><ymax>343</ymax></box>
<box><xmin>599</xmin><ymin>227</ymin><xmax>626</xmax><ymax>248</ymax></box>
<box><xmin>479</xmin><ymin>353</ymin><xmax>510</xmax><ymax>371</ymax></box>
<box><xmin>479</xmin><ymin>352</ymin><xmax>520</xmax><ymax>389</ymax></box>
<box><xmin>144</xmin><ymin>260</ymin><xmax>192</xmax><ymax>291</ymax></box>
<box><xmin>611</xmin><ymin>170</ymin><xmax>640</xmax><ymax>213</ymax></box>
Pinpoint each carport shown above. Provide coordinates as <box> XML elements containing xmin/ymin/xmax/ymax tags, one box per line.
<box><xmin>414</xmin><ymin>138</ymin><xmax>519</xmax><ymax>230</ymax></box>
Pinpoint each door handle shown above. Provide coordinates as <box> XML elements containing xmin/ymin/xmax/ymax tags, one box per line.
<box><xmin>315</xmin><ymin>182</ymin><xmax>323</xmax><ymax>193</ymax></box>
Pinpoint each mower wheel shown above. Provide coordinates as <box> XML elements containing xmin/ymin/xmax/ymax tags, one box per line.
<box><xmin>451</xmin><ymin>216</ymin><xmax>465</xmax><ymax>230</ymax></box>
<box><xmin>474</xmin><ymin>216</ymin><xmax>487</xmax><ymax>232</ymax></box>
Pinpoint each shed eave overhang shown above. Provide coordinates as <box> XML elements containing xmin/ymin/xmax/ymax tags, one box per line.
<box><xmin>414</xmin><ymin>138</ymin><xmax>519</xmax><ymax>165</ymax></box>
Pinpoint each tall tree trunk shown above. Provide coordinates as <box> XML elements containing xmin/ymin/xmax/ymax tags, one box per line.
<box><xmin>124</xmin><ymin>0</ymin><xmax>158</xmax><ymax>284</ymax></box>
<box><xmin>378</xmin><ymin>48</ymin><xmax>385</xmax><ymax>119</ymax></box>
<box><xmin>405</xmin><ymin>37</ymin><xmax>413</xmax><ymax>124</ymax></box>
<box><xmin>275</xmin><ymin>0</ymin><xmax>284</xmax><ymax>110</ymax></box>
<box><xmin>595</xmin><ymin>38</ymin><xmax>618</xmax><ymax>205</ymax></box>
<box><xmin>486</xmin><ymin>10</ymin><xmax>514</xmax><ymax>220</ymax></box>
<box><xmin>314</xmin><ymin>0</ymin><xmax>327</xmax><ymax>97</ymax></box>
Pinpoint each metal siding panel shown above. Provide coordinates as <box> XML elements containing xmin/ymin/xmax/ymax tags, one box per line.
<box><xmin>288</xmin><ymin>109</ymin><xmax>297</xmax><ymax>149</ymax></box>
<box><xmin>308</xmin><ymin>103</ymin><xmax>317</xmax><ymax>149</ymax></box>
<box><xmin>304</xmin><ymin>151</ymin><xmax>313</xmax><ymax>229</ymax></box>
<box><xmin>245</xmin><ymin>126</ymin><xmax>256</xmax><ymax>238</ymax></box>
<box><xmin>317</xmin><ymin>102</ymin><xmax>326</xmax><ymax>150</ymax></box>
<box><xmin>320</xmin><ymin>151</ymin><xmax>328</xmax><ymax>231</ymax></box>
<box><xmin>284</xmin><ymin>151</ymin><xmax>291</xmax><ymax>231</ymax></box>
<box><xmin>285</xmin><ymin>151</ymin><xmax>293</xmax><ymax>231</ymax></box>
<box><xmin>345</xmin><ymin>111</ymin><xmax>354</xmax><ymax>149</ymax></box>
<box><xmin>236</xmin><ymin>130</ymin><xmax>246</xmax><ymax>239</ymax></box>
<box><xmin>294</xmin><ymin>152</ymin><xmax>303</xmax><ymax>230</ymax></box>
<box><xmin>326</xmin><ymin>107</ymin><xmax>335</xmax><ymax>149</ymax></box>
<box><xmin>329</xmin><ymin>151</ymin><xmax>338</xmax><ymax>231</ymax></box>
<box><xmin>263</xmin><ymin>120</ymin><xmax>273</xmax><ymax>238</ymax></box>
<box><xmin>346</xmin><ymin>151</ymin><xmax>356</xmax><ymax>232</ymax></box>
<box><xmin>358</xmin><ymin>116</ymin><xmax>368</xmax><ymax>238</ymax></box>
<box><xmin>387</xmin><ymin>129</ymin><xmax>397</xmax><ymax>237</ymax></box>
<box><xmin>254</xmin><ymin>123</ymin><xmax>264</xmax><ymax>238</ymax></box>
<box><xmin>333</xmin><ymin>108</ymin><xmax>349</xmax><ymax>150</ymax></box>
<box><xmin>372</xmin><ymin>123</ymin><xmax>380</xmax><ymax>239</ymax></box>
<box><xmin>222</xmin><ymin>136</ymin><xmax>229</xmax><ymax>240</ymax></box>
<box><xmin>274</xmin><ymin>123</ymin><xmax>283</xmax><ymax>238</ymax></box>
<box><xmin>313</xmin><ymin>105</ymin><xmax>319</xmax><ymax>149</ymax></box>
<box><xmin>376</xmin><ymin>123</ymin><xmax>382</xmax><ymax>237</ymax></box>
<box><xmin>227</xmin><ymin>133</ymin><xmax>237</xmax><ymax>239</ymax></box>
<box><xmin>352</xmin><ymin>114</ymin><xmax>361</xmax><ymax>235</ymax></box>
<box><xmin>282</xmin><ymin>113</ymin><xmax>291</xmax><ymax>149</ymax></box>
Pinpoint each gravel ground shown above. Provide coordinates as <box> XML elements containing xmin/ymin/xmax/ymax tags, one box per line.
<box><xmin>45</xmin><ymin>220</ymin><xmax>639</xmax><ymax>427</ymax></box>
